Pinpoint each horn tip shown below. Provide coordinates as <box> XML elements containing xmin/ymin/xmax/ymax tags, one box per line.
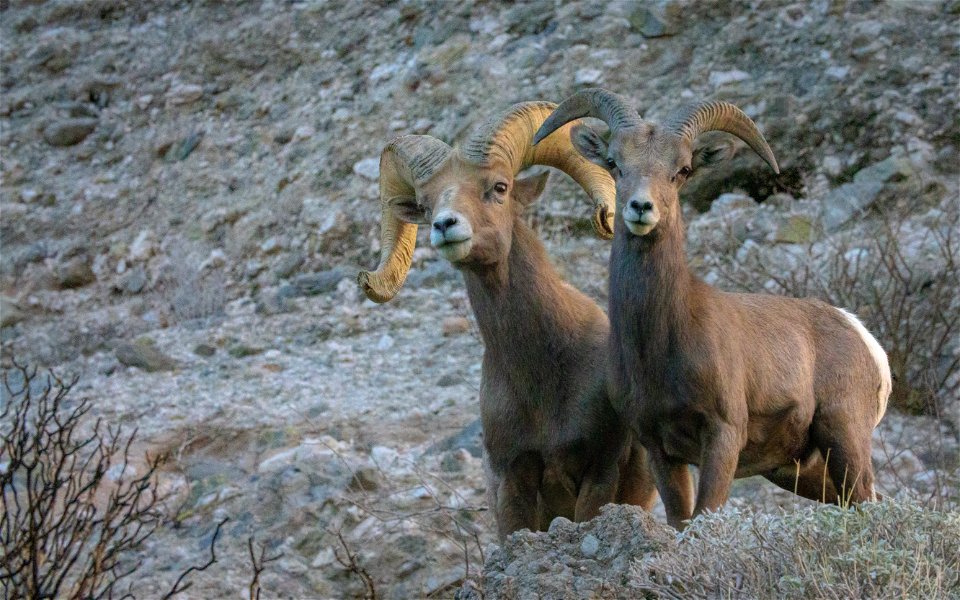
<box><xmin>357</xmin><ymin>271</ymin><xmax>391</xmax><ymax>304</ymax></box>
<box><xmin>532</xmin><ymin>128</ymin><xmax>549</xmax><ymax>146</ymax></box>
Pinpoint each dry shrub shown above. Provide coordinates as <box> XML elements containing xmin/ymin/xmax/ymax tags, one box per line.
<box><xmin>630</xmin><ymin>501</ymin><xmax>960</xmax><ymax>599</ymax></box>
<box><xmin>0</xmin><ymin>362</ymin><xmax>225</xmax><ymax>599</ymax></box>
<box><xmin>159</xmin><ymin>248</ymin><xmax>227</xmax><ymax>324</ymax></box>
<box><xmin>711</xmin><ymin>201</ymin><xmax>959</xmax><ymax>416</ymax></box>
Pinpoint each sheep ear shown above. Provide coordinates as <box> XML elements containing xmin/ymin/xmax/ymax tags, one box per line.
<box><xmin>571</xmin><ymin>124</ymin><xmax>609</xmax><ymax>167</ymax></box>
<box><xmin>691</xmin><ymin>141</ymin><xmax>734</xmax><ymax>174</ymax></box>
<box><xmin>389</xmin><ymin>196</ymin><xmax>429</xmax><ymax>224</ymax></box>
<box><xmin>513</xmin><ymin>171</ymin><xmax>550</xmax><ymax>207</ymax></box>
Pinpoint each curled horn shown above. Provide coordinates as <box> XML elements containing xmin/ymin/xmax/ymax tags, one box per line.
<box><xmin>357</xmin><ymin>135</ymin><xmax>452</xmax><ymax>303</ymax></box>
<box><xmin>532</xmin><ymin>88</ymin><xmax>643</xmax><ymax>144</ymax></box>
<box><xmin>462</xmin><ymin>101</ymin><xmax>619</xmax><ymax>239</ymax></box>
<box><xmin>665</xmin><ymin>101</ymin><xmax>780</xmax><ymax>174</ymax></box>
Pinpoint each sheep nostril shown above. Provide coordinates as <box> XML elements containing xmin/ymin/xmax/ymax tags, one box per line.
<box><xmin>433</xmin><ymin>216</ymin><xmax>459</xmax><ymax>234</ymax></box>
<box><xmin>639</xmin><ymin>201</ymin><xmax>653</xmax><ymax>213</ymax></box>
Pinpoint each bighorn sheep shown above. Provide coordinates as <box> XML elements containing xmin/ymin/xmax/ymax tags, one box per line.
<box><xmin>534</xmin><ymin>89</ymin><xmax>891</xmax><ymax>529</ymax></box>
<box><xmin>358</xmin><ymin>101</ymin><xmax>656</xmax><ymax>538</ymax></box>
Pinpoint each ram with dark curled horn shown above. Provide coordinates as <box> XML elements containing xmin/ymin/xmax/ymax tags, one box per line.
<box><xmin>534</xmin><ymin>88</ymin><xmax>891</xmax><ymax>529</ymax></box>
<box><xmin>358</xmin><ymin>101</ymin><xmax>657</xmax><ymax>538</ymax></box>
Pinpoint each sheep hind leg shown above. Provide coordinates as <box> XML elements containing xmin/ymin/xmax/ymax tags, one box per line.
<box><xmin>763</xmin><ymin>452</ymin><xmax>839</xmax><ymax>503</ymax></box>
<box><xmin>811</xmin><ymin>419</ymin><xmax>877</xmax><ymax>504</ymax></box>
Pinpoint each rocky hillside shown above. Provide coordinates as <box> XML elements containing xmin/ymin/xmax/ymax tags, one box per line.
<box><xmin>1</xmin><ymin>0</ymin><xmax>958</xmax><ymax>597</ymax></box>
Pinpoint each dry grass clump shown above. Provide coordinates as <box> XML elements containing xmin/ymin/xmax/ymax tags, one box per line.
<box><xmin>630</xmin><ymin>500</ymin><xmax>960</xmax><ymax>599</ymax></box>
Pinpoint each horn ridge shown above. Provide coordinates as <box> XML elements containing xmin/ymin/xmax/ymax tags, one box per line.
<box><xmin>462</xmin><ymin>100</ymin><xmax>618</xmax><ymax>239</ymax></box>
<box><xmin>667</xmin><ymin>101</ymin><xmax>780</xmax><ymax>174</ymax></box>
<box><xmin>461</xmin><ymin>101</ymin><xmax>557</xmax><ymax>168</ymax></box>
<box><xmin>532</xmin><ymin>88</ymin><xmax>643</xmax><ymax>146</ymax></box>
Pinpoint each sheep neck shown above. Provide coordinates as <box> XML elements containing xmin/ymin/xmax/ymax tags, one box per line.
<box><xmin>460</xmin><ymin>218</ymin><xmax>600</xmax><ymax>383</ymax></box>
<box><xmin>609</xmin><ymin>211</ymin><xmax>699</xmax><ymax>397</ymax></box>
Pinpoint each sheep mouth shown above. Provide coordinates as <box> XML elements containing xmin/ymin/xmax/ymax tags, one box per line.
<box><xmin>623</xmin><ymin>217</ymin><xmax>657</xmax><ymax>237</ymax></box>
<box><xmin>435</xmin><ymin>238</ymin><xmax>472</xmax><ymax>262</ymax></box>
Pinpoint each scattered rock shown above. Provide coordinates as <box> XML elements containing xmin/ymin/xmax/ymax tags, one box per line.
<box><xmin>193</xmin><ymin>343</ymin><xmax>217</xmax><ymax>357</ymax></box>
<box><xmin>255</xmin><ymin>287</ymin><xmax>297</xmax><ymax>316</ymax></box>
<box><xmin>377</xmin><ymin>334</ymin><xmax>394</xmax><ymax>350</ymax></box>
<box><xmin>504</xmin><ymin>2</ymin><xmax>553</xmax><ymax>35</ymax></box>
<box><xmin>30</xmin><ymin>42</ymin><xmax>72</xmax><ymax>72</ymax></box>
<box><xmin>442</xmin><ymin>316</ymin><xmax>471</xmax><ymax>336</ymax></box>
<box><xmin>580</xmin><ymin>534</ymin><xmax>600</xmax><ymax>558</ymax></box>
<box><xmin>17</xmin><ymin>187</ymin><xmax>56</xmax><ymax>206</ymax></box>
<box><xmin>293</xmin><ymin>269</ymin><xmax>347</xmax><ymax>296</ymax></box>
<box><xmin>43</xmin><ymin>118</ymin><xmax>97</xmax><ymax>146</ymax></box>
<box><xmin>436</xmin><ymin>373</ymin><xmax>464</xmax><ymax>387</ymax></box>
<box><xmin>128</xmin><ymin>230</ymin><xmax>158</xmax><ymax>262</ymax></box>
<box><xmin>775</xmin><ymin>214</ymin><xmax>815</xmax><ymax>243</ymax></box>
<box><xmin>708</xmin><ymin>69</ymin><xmax>752</xmax><ymax>87</ymax></box>
<box><xmin>292</xmin><ymin>125</ymin><xmax>314</xmax><ymax>141</ymax></box>
<box><xmin>228</xmin><ymin>344</ymin><xmax>264</xmax><ymax>358</ymax></box>
<box><xmin>1</xmin><ymin>296</ymin><xmax>26</xmax><ymax>328</ymax></box>
<box><xmin>115</xmin><ymin>339</ymin><xmax>180</xmax><ymax>372</ymax></box>
<box><xmin>482</xmin><ymin>505</ymin><xmax>675</xmax><ymax>599</ymax></box>
<box><xmin>200</xmin><ymin>249</ymin><xmax>227</xmax><ymax>271</ymax></box>
<box><xmin>166</xmin><ymin>83</ymin><xmax>204</xmax><ymax>105</ymax></box>
<box><xmin>259</xmin><ymin>237</ymin><xmax>284</xmax><ymax>255</ymax></box>
<box><xmin>424</xmin><ymin>419</ymin><xmax>483</xmax><ymax>458</ymax></box>
<box><xmin>629</xmin><ymin>5</ymin><xmax>679</xmax><ymax>38</ymax></box>
<box><xmin>574</xmin><ymin>68</ymin><xmax>603</xmax><ymax>86</ymax></box>
<box><xmin>710</xmin><ymin>192</ymin><xmax>757</xmax><ymax>215</ymax></box>
<box><xmin>348</xmin><ymin>466</ymin><xmax>381</xmax><ymax>491</ymax></box>
<box><xmin>116</xmin><ymin>265</ymin><xmax>148</xmax><ymax>294</ymax></box>
<box><xmin>272</xmin><ymin>252</ymin><xmax>304</xmax><ymax>279</ymax></box>
<box><xmin>352</xmin><ymin>157</ymin><xmax>380</xmax><ymax>181</ymax></box>
<box><xmin>822</xmin><ymin>154</ymin><xmax>914</xmax><ymax>231</ymax></box>
<box><xmin>160</xmin><ymin>131</ymin><xmax>204</xmax><ymax>162</ymax></box>
<box><xmin>405</xmin><ymin>260</ymin><xmax>458</xmax><ymax>289</ymax></box>
<box><xmin>56</xmin><ymin>256</ymin><xmax>96</xmax><ymax>289</ymax></box>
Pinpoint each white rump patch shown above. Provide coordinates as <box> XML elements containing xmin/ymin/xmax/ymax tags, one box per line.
<box><xmin>835</xmin><ymin>308</ymin><xmax>892</xmax><ymax>425</ymax></box>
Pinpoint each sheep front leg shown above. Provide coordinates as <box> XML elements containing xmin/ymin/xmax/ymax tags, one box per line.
<box><xmin>495</xmin><ymin>453</ymin><xmax>544</xmax><ymax>539</ymax></box>
<box><xmin>574</xmin><ymin>461</ymin><xmax>619</xmax><ymax>523</ymax></box>
<box><xmin>693</xmin><ymin>424</ymin><xmax>740</xmax><ymax>518</ymax></box>
<box><xmin>649</xmin><ymin>446</ymin><xmax>694</xmax><ymax>530</ymax></box>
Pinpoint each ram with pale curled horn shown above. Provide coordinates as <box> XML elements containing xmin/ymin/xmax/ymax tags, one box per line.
<box><xmin>536</xmin><ymin>88</ymin><xmax>889</xmax><ymax>531</ymax></box>
<box><xmin>358</xmin><ymin>100</ymin><xmax>618</xmax><ymax>304</ymax></box>
<box><xmin>356</xmin><ymin>100</ymin><xmax>658</xmax><ymax>538</ymax></box>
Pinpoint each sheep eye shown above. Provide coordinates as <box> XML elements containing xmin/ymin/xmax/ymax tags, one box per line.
<box><xmin>493</xmin><ymin>182</ymin><xmax>508</xmax><ymax>194</ymax></box>
<box><xmin>674</xmin><ymin>165</ymin><xmax>692</xmax><ymax>182</ymax></box>
<box><xmin>605</xmin><ymin>157</ymin><xmax>617</xmax><ymax>170</ymax></box>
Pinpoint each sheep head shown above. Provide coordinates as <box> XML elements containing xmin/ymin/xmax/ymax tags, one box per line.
<box><xmin>533</xmin><ymin>88</ymin><xmax>779</xmax><ymax>239</ymax></box>
<box><xmin>358</xmin><ymin>101</ymin><xmax>617</xmax><ymax>303</ymax></box>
